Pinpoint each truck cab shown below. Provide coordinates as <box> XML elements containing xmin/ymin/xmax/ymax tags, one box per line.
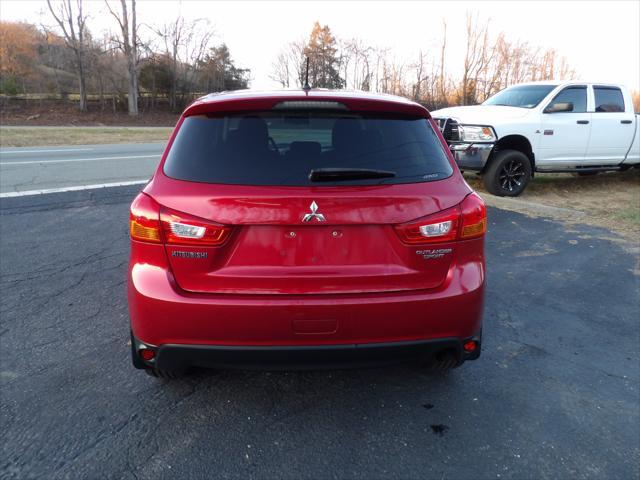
<box><xmin>432</xmin><ymin>81</ymin><xmax>640</xmax><ymax>196</ymax></box>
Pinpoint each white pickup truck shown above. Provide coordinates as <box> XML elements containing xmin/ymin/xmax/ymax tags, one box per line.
<box><xmin>432</xmin><ymin>81</ymin><xmax>640</xmax><ymax>196</ymax></box>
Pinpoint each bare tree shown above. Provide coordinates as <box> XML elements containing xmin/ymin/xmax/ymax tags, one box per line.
<box><xmin>556</xmin><ymin>55</ymin><xmax>576</xmax><ymax>80</ymax></box>
<box><xmin>438</xmin><ymin>19</ymin><xmax>448</xmax><ymax>107</ymax></box>
<box><xmin>154</xmin><ymin>17</ymin><xmax>184</xmax><ymax>110</ymax></box>
<box><xmin>410</xmin><ymin>50</ymin><xmax>427</xmax><ymax>102</ymax></box>
<box><xmin>46</xmin><ymin>0</ymin><xmax>89</xmax><ymax>111</ymax></box>
<box><xmin>154</xmin><ymin>16</ymin><xmax>213</xmax><ymax>109</ymax></box>
<box><xmin>461</xmin><ymin>12</ymin><xmax>491</xmax><ymax>105</ymax></box>
<box><xmin>478</xmin><ymin>33</ymin><xmax>505</xmax><ymax>100</ymax></box>
<box><xmin>105</xmin><ymin>0</ymin><xmax>139</xmax><ymax>115</ymax></box>
<box><xmin>270</xmin><ymin>51</ymin><xmax>291</xmax><ymax>88</ymax></box>
<box><xmin>180</xmin><ymin>19</ymin><xmax>214</xmax><ymax>95</ymax></box>
<box><xmin>270</xmin><ymin>39</ymin><xmax>305</xmax><ymax>88</ymax></box>
<box><xmin>342</xmin><ymin>38</ymin><xmax>374</xmax><ymax>91</ymax></box>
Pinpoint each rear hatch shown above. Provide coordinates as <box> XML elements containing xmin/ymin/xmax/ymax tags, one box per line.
<box><xmin>152</xmin><ymin>107</ymin><xmax>470</xmax><ymax>295</ymax></box>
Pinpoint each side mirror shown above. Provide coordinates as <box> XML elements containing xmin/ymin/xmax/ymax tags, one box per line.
<box><xmin>544</xmin><ymin>102</ymin><xmax>574</xmax><ymax>113</ymax></box>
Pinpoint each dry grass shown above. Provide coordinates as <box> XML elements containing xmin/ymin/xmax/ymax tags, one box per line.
<box><xmin>0</xmin><ymin>127</ymin><xmax>172</xmax><ymax>147</ymax></box>
<box><xmin>466</xmin><ymin>169</ymin><xmax>640</xmax><ymax>242</ymax></box>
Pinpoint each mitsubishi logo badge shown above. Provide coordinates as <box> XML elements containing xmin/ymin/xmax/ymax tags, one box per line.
<box><xmin>302</xmin><ymin>201</ymin><xmax>326</xmax><ymax>222</ymax></box>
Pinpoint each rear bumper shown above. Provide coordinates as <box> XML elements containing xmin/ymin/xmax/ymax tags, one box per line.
<box><xmin>136</xmin><ymin>336</ymin><xmax>481</xmax><ymax>371</ymax></box>
<box><xmin>128</xmin><ymin>241</ymin><xmax>485</xmax><ymax>366</ymax></box>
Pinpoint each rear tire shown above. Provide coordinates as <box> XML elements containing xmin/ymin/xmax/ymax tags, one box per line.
<box><xmin>483</xmin><ymin>149</ymin><xmax>532</xmax><ymax>197</ymax></box>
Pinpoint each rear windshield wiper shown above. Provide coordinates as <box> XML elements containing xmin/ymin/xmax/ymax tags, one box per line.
<box><xmin>309</xmin><ymin>168</ymin><xmax>396</xmax><ymax>182</ymax></box>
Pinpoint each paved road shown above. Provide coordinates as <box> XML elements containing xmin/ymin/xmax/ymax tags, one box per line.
<box><xmin>0</xmin><ymin>143</ymin><xmax>164</xmax><ymax>195</ymax></box>
<box><xmin>1</xmin><ymin>186</ymin><xmax>639</xmax><ymax>479</ymax></box>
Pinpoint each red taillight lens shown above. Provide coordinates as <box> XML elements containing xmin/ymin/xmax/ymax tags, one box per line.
<box><xmin>460</xmin><ymin>192</ymin><xmax>487</xmax><ymax>239</ymax></box>
<box><xmin>160</xmin><ymin>208</ymin><xmax>230</xmax><ymax>246</ymax></box>
<box><xmin>394</xmin><ymin>193</ymin><xmax>487</xmax><ymax>244</ymax></box>
<box><xmin>130</xmin><ymin>194</ymin><xmax>231</xmax><ymax>246</ymax></box>
<box><xmin>394</xmin><ymin>207</ymin><xmax>460</xmax><ymax>244</ymax></box>
<box><xmin>130</xmin><ymin>193</ymin><xmax>161</xmax><ymax>243</ymax></box>
<box><xmin>138</xmin><ymin>348</ymin><xmax>155</xmax><ymax>361</ymax></box>
<box><xmin>463</xmin><ymin>340</ymin><xmax>477</xmax><ymax>352</ymax></box>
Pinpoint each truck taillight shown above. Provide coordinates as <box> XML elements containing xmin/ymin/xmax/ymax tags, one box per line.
<box><xmin>394</xmin><ymin>193</ymin><xmax>486</xmax><ymax>244</ymax></box>
<box><xmin>160</xmin><ymin>208</ymin><xmax>230</xmax><ymax>246</ymax></box>
<box><xmin>129</xmin><ymin>193</ymin><xmax>161</xmax><ymax>243</ymax></box>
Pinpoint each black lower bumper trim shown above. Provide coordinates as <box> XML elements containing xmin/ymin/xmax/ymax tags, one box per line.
<box><xmin>152</xmin><ymin>338</ymin><xmax>478</xmax><ymax>371</ymax></box>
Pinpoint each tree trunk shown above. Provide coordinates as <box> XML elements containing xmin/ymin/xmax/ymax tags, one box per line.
<box><xmin>78</xmin><ymin>60</ymin><xmax>87</xmax><ymax>112</ymax></box>
<box><xmin>119</xmin><ymin>0</ymin><xmax>139</xmax><ymax>116</ymax></box>
<box><xmin>46</xmin><ymin>0</ymin><xmax>89</xmax><ymax>113</ymax></box>
<box><xmin>151</xmin><ymin>70</ymin><xmax>156</xmax><ymax>109</ymax></box>
<box><xmin>439</xmin><ymin>20</ymin><xmax>447</xmax><ymax>107</ymax></box>
<box><xmin>98</xmin><ymin>75</ymin><xmax>105</xmax><ymax>112</ymax></box>
<box><xmin>129</xmin><ymin>0</ymin><xmax>139</xmax><ymax>115</ymax></box>
<box><xmin>127</xmin><ymin>63</ymin><xmax>138</xmax><ymax>115</ymax></box>
<box><xmin>170</xmin><ymin>55</ymin><xmax>177</xmax><ymax>111</ymax></box>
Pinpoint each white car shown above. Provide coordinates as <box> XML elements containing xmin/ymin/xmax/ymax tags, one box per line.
<box><xmin>432</xmin><ymin>81</ymin><xmax>640</xmax><ymax>196</ymax></box>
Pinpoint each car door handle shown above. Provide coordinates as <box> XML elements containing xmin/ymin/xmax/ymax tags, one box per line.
<box><xmin>576</xmin><ymin>120</ymin><xmax>589</xmax><ymax>125</ymax></box>
<box><xmin>621</xmin><ymin>120</ymin><xmax>632</xmax><ymax>124</ymax></box>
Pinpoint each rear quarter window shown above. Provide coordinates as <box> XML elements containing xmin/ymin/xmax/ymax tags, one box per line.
<box><xmin>163</xmin><ymin>111</ymin><xmax>453</xmax><ymax>186</ymax></box>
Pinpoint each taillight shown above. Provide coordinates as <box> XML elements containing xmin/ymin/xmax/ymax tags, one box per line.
<box><xmin>138</xmin><ymin>347</ymin><xmax>156</xmax><ymax>361</ymax></box>
<box><xmin>463</xmin><ymin>340</ymin><xmax>478</xmax><ymax>352</ymax></box>
<box><xmin>130</xmin><ymin>193</ymin><xmax>161</xmax><ymax>243</ymax></box>
<box><xmin>394</xmin><ymin>207</ymin><xmax>460</xmax><ymax>244</ymax></box>
<box><xmin>130</xmin><ymin>194</ymin><xmax>231</xmax><ymax>246</ymax></box>
<box><xmin>160</xmin><ymin>208</ymin><xmax>230</xmax><ymax>246</ymax></box>
<box><xmin>394</xmin><ymin>193</ymin><xmax>487</xmax><ymax>244</ymax></box>
<box><xmin>459</xmin><ymin>192</ymin><xmax>487</xmax><ymax>239</ymax></box>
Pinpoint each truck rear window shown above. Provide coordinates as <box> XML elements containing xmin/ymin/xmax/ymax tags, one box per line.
<box><xmin>163</xmin><ymin>112</ymin><xmax>453</xmax><ymax>186</ymax></box>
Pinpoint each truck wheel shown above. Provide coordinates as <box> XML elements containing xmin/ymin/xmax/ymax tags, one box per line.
<box><xmin>483</xmin><ymin>150</ymin><xmax>532</xmax><ymax>197</ymax></box>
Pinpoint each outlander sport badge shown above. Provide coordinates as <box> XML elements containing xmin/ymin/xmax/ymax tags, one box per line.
<box><xmin>416</xmin><ymin>248</ymin><xmax>452</xmax><ymax>259</ymax></box>
<box><xmin>302</xmin><ymin>201</ymin><xmax>326</xmax><ymax>222</ymax></box>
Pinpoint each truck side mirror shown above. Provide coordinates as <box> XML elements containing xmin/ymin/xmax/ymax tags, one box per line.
<box><xmin>544</xmin><ymin>102</ymin><xmax>574</xmax><ymax>113</ymax></box>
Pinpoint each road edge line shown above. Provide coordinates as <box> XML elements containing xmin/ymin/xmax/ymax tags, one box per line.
<box><xmin>0</xmin><ymin>180</ymin><xmax>149</xmax><ymax>198</ymax></box>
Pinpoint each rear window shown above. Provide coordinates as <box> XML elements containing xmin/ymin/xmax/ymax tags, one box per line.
<box><xmin>594</xmin><ymin>87</ymin><xmax>625</xmax><ymax>112</ymax></box>
<box><xmin>163</xmin><ymin>112</ymin><xmax>453</xmax><ymax>186</ymax></box>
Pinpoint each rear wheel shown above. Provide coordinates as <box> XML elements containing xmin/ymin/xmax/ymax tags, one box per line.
<box><xmin>483</xmin><ymin>149</ymin><xmax>532</xmax><ymax>197</ymax></box>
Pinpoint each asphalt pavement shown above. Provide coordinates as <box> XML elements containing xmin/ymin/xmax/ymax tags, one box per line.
<box><xmin>1</xmin><ymin>184</ymin><xmax>638</xmax><ymax>479</ymax></box>
<box><xmin>0</xmin><ymin>143</ymin><xmax>164</xmax><ymax>195</ymax></box>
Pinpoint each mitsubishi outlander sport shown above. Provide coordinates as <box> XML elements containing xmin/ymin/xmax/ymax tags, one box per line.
<box><xmin>128</xmin><ymin>90</ymin><xmax>486</xmax><ymax>378</ymax></box>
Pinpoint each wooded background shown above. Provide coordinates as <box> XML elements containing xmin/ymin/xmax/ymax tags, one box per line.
<box><xmin>1</xmin><ymin>0</ymin><xmax>638</xmax><ymax>115</ymax></box>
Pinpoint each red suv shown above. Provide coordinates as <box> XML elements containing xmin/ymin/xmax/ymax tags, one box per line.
<box><xmin>128</xmin><ymin>90</ymin><xmax>486</xmax><ymax>378</ymax></box>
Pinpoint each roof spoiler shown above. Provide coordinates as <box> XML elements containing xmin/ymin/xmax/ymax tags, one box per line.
<box><xmin>272</xmin><ymin>101</ymin><xmax>348</xmax><ymax>111</ymax></box>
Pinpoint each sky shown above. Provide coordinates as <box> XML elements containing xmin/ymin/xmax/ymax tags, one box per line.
<box><xmin>1</xmin><ymin>0</ymin><xmax>639</xmax><ymax>91</ymax></box>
